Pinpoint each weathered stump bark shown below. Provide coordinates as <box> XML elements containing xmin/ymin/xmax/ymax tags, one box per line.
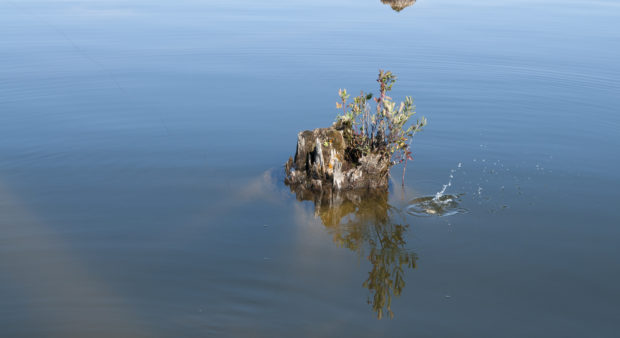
<box><xmin>381</xmin><ymin>0</ymin><xmax>416</xmax><ymax>12</ymax></box>
<box><xmin>285</xmin><ymin>126</ymin><xmax>390</xmax><ymax>193</ymax></box>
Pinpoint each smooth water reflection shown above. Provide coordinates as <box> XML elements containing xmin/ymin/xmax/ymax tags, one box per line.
<box><xmin>1</xmin><ymin>0</ymin><xmax>619</xmax><ymax>336</ymax></box>
<box><xmin>289</xmin><ymin>187</ymin><xmax>417</xmax><ymax>319</ymax></box>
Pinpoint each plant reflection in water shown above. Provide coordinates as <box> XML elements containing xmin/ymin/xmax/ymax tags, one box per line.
<box><xmin>289</xmin><ymin>187</ymin><xmax>416</xmax><ymax>319</ymax></box>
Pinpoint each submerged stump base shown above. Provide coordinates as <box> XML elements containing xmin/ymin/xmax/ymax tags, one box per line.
<box><xmin>285</xmin><ymin>125</ymin><xmax>390</xmax><ymax>194</ymax></box>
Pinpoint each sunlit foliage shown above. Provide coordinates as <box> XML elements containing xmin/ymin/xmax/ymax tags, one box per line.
<box><xmin>335</xmin><ymin>70</ymin><xmax>427</xmax><ymax>184</ymax></box>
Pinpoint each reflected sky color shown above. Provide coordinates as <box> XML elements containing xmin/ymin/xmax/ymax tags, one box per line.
<box><xmin>1</xmin><ymin>0</ymin><xmax>619</xmax><ymax>337</ymax></box>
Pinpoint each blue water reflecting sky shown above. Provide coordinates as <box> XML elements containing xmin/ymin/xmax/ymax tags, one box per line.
<box><xmin>1</xmin><ymin>0</ymin><xmax>619</xmax><ymax>337</ymax></box>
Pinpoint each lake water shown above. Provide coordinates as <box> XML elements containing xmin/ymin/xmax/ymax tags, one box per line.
<box><xmin>1</xmin><ymin>0</ymin><xmax>619</xmax><ymax>337</ymax></box>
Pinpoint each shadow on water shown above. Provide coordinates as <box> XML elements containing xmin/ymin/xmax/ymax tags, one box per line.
<box><xmin>288</xmin><ymin>187</ymin><xmax>417</xmax><ymax>320</ymax></box>
<box><xmin>381</xmin><ymin>0</ymin><xmax>417</xmax><ymax>12</ymax></box>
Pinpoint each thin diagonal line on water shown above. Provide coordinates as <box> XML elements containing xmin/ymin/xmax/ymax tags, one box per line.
<box><xmin>4</xmin><ymin>0</ymin><xmax>171</xmax><ymax>137</ymax></box>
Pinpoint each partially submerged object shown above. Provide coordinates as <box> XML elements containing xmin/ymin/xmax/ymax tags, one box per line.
<box><xmin>381</xmin><ymin>0</ymin><xmax>417</xmax><ymax>12</ymax></box>
<box><xmin>406</xmin><ymin>194</ymin><xmax>466</xmax><ymax>217</ymax></box>
<box><xmin>285</xmin><ymin>70</ymin><xmax>426</xmax><ymax>194</ymax></box>
<box><xmin>284</xmin><ymin>125</ymin><xmax>391</xmax><ymax>192</ymax></box>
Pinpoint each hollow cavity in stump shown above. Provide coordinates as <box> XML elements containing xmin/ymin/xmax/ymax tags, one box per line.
<box><xmin>285</xmin><ymin>125</ymin><xmax>391</xmax><ymax>193</ymax></box>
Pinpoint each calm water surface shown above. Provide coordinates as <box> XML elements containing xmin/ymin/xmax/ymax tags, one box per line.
<box><xmin>1</xmin><ymin>0</ymin><xmax>619</xmax><ymax>337</ymax></box>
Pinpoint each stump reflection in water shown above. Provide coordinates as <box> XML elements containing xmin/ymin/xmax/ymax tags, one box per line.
<box><xmin>290</xmin><ymin>188</ymin><xmax>417</xmax><ymax>319</ymax></box>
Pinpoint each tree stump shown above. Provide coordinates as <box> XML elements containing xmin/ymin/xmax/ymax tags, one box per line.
<box><xmin>285</xmin><ymin>125</ymin><xmax>391</xmax><ymax>193</ymax></box>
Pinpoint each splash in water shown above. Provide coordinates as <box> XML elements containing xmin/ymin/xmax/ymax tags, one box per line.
<box><xmin>406</xmin><ymin>194</ymin><xmax>466</xmax><ymax>217</ymax></box>
<box><xmin>407</xmin><ymin>163</ymin><xmax>467</xmax><ymax>217</ymax></box>
<box><xmin>433</xmin><ymin>163</ymin><xmax>460</xmax><ymax>201</ymax></box>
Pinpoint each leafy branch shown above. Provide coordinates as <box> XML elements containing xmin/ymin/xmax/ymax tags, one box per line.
<box><xmin>335</xmin><ymin>70</ymin><xmax>427</xmax><ymax>185</ymax></box>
